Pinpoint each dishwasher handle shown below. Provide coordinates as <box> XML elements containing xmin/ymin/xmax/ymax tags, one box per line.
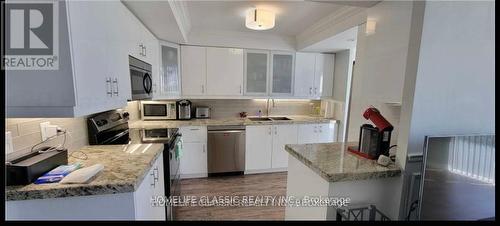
<box><xmin>208</xmin><ymin>130</ymin><xmax>245</xmax><ymax>134</ymax></box>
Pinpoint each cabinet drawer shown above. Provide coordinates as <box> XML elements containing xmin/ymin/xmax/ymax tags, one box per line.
<box><xmin>179</xmin><ymin>126</ymin><xmax>207</xmax><ymax>143</ymax></box>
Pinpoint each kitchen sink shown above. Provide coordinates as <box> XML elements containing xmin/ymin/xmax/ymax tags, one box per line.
<box><xmin>248</xmin><ymin>117</ymin><xmax>272</xmax><ymax>121</ymax></box>
<box><xmin>269</xmin><ymin>117</ymin><xmax>292</xmax><ymax>121</ymax></box>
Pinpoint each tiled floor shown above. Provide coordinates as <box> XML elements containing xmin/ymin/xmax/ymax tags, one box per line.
<box><xmin>174</xmin><ymin>172</ymin><xmax>287</xmax><ymax>220</ymax></box>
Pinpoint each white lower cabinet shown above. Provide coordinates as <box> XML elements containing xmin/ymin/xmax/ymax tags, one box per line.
<box><xmin>245</xmin><ymin>124</ymin><xmax>298</xmax><ymax>173</ymax></box>
<box><xmin>271</xmin><ymin>125</ymin><xmax>298</xmax><ymax>169</ymax></box>
<box><xmin>134</xmin><ymin>153</ymin><xmax>165</xmax><ymax>220</ymax></box>
<box><xmin>245</xmin><ymin>125</ymin><xmax>273</xmax><ymax>171</ymax></box>
<box><xmin>179</xmin><ymin>126</ymin><xmax>208</xmax><ymax>178</ymax></box>
<box><xmin>298</xmin><ymin>123</ymin><xmax>337</xmax><ymax>144</ymax></box>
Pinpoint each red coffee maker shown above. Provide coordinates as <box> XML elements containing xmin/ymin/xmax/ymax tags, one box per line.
<box><xmin>348</xmin><ymin>107</ymin><xmax>393</xmax><ymax>159</ymax></box>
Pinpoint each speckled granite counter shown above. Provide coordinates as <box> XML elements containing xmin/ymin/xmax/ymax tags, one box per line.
<box><xmin>129</xmin><ymin>115</ymin><xmax>337</xmax><ymax>129</ymax></box>
<box><xmin>6</xmin><ymin>143</ymin><xmax>164</xmax><ymax>201</ymax></box>
<box><xmin>285</xmin><ymin>142</ymin><xmax>401</xmax><ymax>182</ymax></box>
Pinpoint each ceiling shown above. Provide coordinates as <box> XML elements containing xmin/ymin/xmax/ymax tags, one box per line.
<box><xmin>123</xmin><ymin>0</ymin><xmax>369</xmax><ymax>51</ymax></box>
<box><xmin>186</xmin><ymin>1</ymin><xmax>344</xmax><ymax>37</ymax></box>
<box><xmin>301</xmin><ymin>26</ymin><xmax>358</xmax><ymax>53</ymax></box>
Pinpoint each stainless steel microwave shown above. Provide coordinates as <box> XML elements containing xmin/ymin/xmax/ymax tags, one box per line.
<box><xmin>129</xmin><ymin>56</ymin><xmax>153</xmax><ymax>100</ymax></box>
<box><xmin>140</xmin><ymin>101</ymin><xmax>177</xmax><ymax>120</ymax></box>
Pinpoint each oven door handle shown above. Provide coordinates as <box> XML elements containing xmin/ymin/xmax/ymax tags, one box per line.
<box><xmin>101</xmin><ymin>130</ymin><xmax>130</xmax><ymax>145</ymax></box>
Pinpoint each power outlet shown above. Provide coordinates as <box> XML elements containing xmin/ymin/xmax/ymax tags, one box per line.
<box><xmin>40</xmin><ymin>122</ymin><xmax>58</xmax><ymax>141</ymax></box>
<box><xmin>5</xmin><ymin>131</ymin><xmax>14</xmax><ymax>155</ymax></box>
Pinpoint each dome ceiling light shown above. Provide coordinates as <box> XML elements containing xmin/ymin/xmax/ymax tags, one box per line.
<box><xmin>245</xmin><ymin>8</ymin><xmax>275</xmax><ymax>31</ymax></box>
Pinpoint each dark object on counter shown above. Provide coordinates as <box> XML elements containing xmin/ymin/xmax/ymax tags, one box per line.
<box><xmin>350</xmin><ymin>107</ymin><xmax>393</xmax><ymax>160</ymax></box>
<box><xmin>176</xmin><ymin>99</ymin><xmax>192</xmax><ymax>120</ymax></box>
<box><xmin>239</xmin><ymin>111</ymin><xmax>248</xmax><ymax>118</ymax></box>
<box><xmin>336</xmin><ymin>204</ymin><xmax>391</xmax><ymax>221</ymax></box>
<box><xmin>6</xmin><ymin>147</ymin><xmax>68</xmax><ymax>186</ymax></box>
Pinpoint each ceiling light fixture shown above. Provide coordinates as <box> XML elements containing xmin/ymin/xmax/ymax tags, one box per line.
<box><xmin>245</xmin><ymin>8</ymin><xmax>275</xmax><ymax>31</ymax></box>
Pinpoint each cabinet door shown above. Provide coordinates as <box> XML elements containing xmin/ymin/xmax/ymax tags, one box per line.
<box><xmin>270</xmin><ymin>52</ymin><xmax>294</xmax><ymax>96</ymax></box>
<box><xmin>244</xmin><ymin>50</ymin><xmax>270</xmax><ymax>96</ymax></box>
<box><xmin>67</xmin><ymin>0</ymin><xmax>112</xmax><ymax>115</ymax></box>
<box><xmin>206</xmin><ymin>47</ymin><xmax>244</xmax><ymax>96</ymax></box>
<box><xmin>297</xmin><ymin>124</ymin><xmax>317</xmax><ymax>144</ymax></box>
<box><xmin>294</xmin><ymin>52</ymin><xmax>316</xmax><ymax>98</ymax></box>
<box><xmin>313</xmin><ymin>53</ymin><xmax>324</xmax><ymax>98</ymax></box>
<box><xmin>245</xmin><ymin>125</ymin><xmax>273</xmax><ymax>171</ymax></box>
<box><xmin>317</xmin><ymin>123</ymin><xmax>336</xmax><ymax>143</ymax></box>
<box><xmin>272</xmin><ymin>125</ymin><xmax>298</xmax><ymax>169</ymax></box>
<box><xmin>159</xmin><ymin>42</ymin><xmax>181</xmax><ymax>97</ymax></box>
<box><xmin>181</xmin><ymin>46</ymin><xmax>206</xmax><ymax>96</ymax></box>
<box><xmin>179</xmin><ymin>142</ymin><xmax>207</xmax><ymax>175</ymax></box>
<box><xmin>134</xmin><ymin>153</ymin><xmax>164</xmax><ymax>220</ymax></box>
<box><xmin>319</xmin><ymin>54</ymin><xmax>335</xmax><ymax>98</ymax></box>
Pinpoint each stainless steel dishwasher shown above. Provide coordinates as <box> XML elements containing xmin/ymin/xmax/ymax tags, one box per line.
<box><xmin>207</xmin><ymin>125</ymin><xmax>245</xmax><ymax>176</ymax></box>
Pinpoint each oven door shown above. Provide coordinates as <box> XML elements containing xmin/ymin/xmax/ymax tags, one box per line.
<box><xmin>130</xmin><ymin>66</ymin><xmax>152</xmax><ymax>100</ymax></box>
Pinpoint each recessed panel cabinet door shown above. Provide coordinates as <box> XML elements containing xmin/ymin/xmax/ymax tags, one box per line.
<box><xmin>245</xmin><ymin>50</ymin><xmax>269</xmax><ymax>95</ymax></box>
<box><xmin>206</xmin><ymin>47</ymin><xmax>244</xmax><ymax>96</ymax></box>
<box><xmin>181</xmin><ymin>46</ymin><xmax>207</xmax><ymax>96</ymax></box>
<box><xmin>270</xmin><ymin>52</ymin><xmax>294</xmax><ymax>96</ymax></box>
<box><xmin>245</xmin><ymin>125</ymin><xmax>273</xmax><ymax>171</ymax></box>
<box><xmin>272</xmin><ymin>125</ymin><xmax>298</xmax><ymax>169</ymax></box>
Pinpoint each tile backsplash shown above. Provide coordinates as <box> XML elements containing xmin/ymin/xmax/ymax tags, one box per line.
<box><xmin>5</xmin><ymin>117</ymin><xmax>88</xmax><ymax>155</ymax></box>
<box><xmin>126</xmin><ymin>99</ymin><xmax>321</xmax><ymax>120</ymax></box>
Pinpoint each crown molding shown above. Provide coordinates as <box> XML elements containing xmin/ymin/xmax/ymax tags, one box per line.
<box><xmin>168</xmin><ymin>0</ymin><xmax>191</xmax><ymax>43</ymax></box>
<box><xmin>296</xmin><ymin>6</ymin><xmax>367</xmax><ymax>50</ymax></box>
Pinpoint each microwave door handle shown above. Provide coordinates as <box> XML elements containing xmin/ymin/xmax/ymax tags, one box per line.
<box><xmin>146</xmin><ymin>74</ymin><xmax>153</xmax><ymax>94</ymax></box>
<box><xmin>143</xmin><ymin>73</ymin><xmax>152</xmax><ymax>94</ymax></box>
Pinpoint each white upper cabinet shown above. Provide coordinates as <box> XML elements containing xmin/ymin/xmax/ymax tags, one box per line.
<box><xmin>6</xmin><ymin>0</ymin><xmax>159</xmax><ymax>117</ymax></box>
<box><xmin>206</xmin><ymin>47</ymin><xmax>244</xmax><ymax>96</ymax></box>
<box><xmin>270</xmin><ymin>51</ymin><xmax>295</xmax><ymax>96</ymax></box>
<box><xmin>294</xmin><ymin>52</ymin><xmax>316</xmax><ymax>98</ymax></box>
<box><xmin>244</xmin><ymin>50</ymin><xmax>270</xmax><ymax>96</ymax></box>
<box><xmin>181</xmin><ymin>45</ymin><xmax>207</xmax><ymax>96</ymax></box>
<box><xmin>318</xmin><ymin>54</ymin><xmax>335</xmax><ymax>98</ymax></box>
<box><xmin>294</xmin><ymin>52</ymin><xmax>335</xmax><ymax>99</ymax></box>
<box><xmin>156</xmin><ymin>42</ymin><xmax>181</xmax><ymax>98</ymax></box>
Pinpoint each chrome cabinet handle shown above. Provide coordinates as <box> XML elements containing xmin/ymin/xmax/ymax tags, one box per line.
<box><xmin>202</xmin><ymin>144</ymin><xmax>206</xmax><ymax>153</ymax></box>
<box><xmin>314</xmin><ymin>87</ymin><xmax>318</xmax><ymax>95</ymax></box>
<box><xmin>190</xmin><ymin>128</ymin><xmax>200</xmax><ymax>131</ymax></box>
<box><xmin>106</xmin><ymin>77</ymin><xmax>112</xmax><ymax>97</ymax></box>
<box><xmin>309</xmin><ymin>87</ymin><xmax>312</xmax><ymax>95</ymax></box>
<box><xmin>112</xmin><ymin>78</ymin><xmax>119</xmax><ymax>96</ymax></box>
<box><xmin>239</xmin><ymin>85</ymin><xmax>242</xmax><ymax>94</ymax></box>
<box><xmin>201</xmin><ymin>85</ymin><xmax>205</xmax><ymax>93</ymax></box>
<box><xmin>268</xmin><ymin>127</ymin><xmax>271</xmax><ymax>135</ymax></box>
<box><xmin>274</xmin><ymin>126</ymin><xmax>277</xmax><ymax>135</ymax></box>
<box><xmin>150</xmin><ymin>166</ymin><xmax>158</xmax><ymax>188</ymax></box>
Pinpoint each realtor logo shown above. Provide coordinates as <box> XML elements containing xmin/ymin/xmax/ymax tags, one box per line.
<box><xmin>2</xmin><ymin>0</ymin><xmax>59</xmax><ymax>70</ymax></box>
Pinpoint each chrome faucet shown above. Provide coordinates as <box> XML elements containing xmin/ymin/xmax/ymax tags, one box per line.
<box><xmin>265</xmin><ymin>98</ymin><xmax>275</xmax><ymax>116</ymax></box>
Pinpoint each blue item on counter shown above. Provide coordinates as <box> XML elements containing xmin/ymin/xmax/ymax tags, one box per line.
<box><xmin>34</xmin><ymin>163</ymin><xmax>82</xmax><ymax>184</ymax></box>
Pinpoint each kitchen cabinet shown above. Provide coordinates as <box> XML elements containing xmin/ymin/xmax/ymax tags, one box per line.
<box><xmin>156</xmin><ymin>41</ymin><xmax>181</xmax><ymax>98</ymax></box>
<box><xmin>271</xmin><ymin>124</ymin><xmax>298</xmax><ymax>169</ymax></box>
<box><xmin>179</xmin><ymin>126</ymin><xmax>208</xmax><ymax>178</ymax></box>
<box><xmin>245</xmin><ymin>124</ymin><xmax>298</xmax><ymax>172</ymax></box>
<box><xmin>270</xmin><ymin>51</ymin><xmax>295</xmax><ymax>96</ymax></box>
<box><xmin>134</xmin><ymin>153</ymin><xmax>165</xmax><ymax>220</ymax></box>
<box><xmin>181</xmin><ymin>45</ymin><xmax>207</xmax><ymax>96</ymax></box>
<box><xmin>297</xmin><ymin>123</ymin><xmax>337</xmax><ymax>144</ymax></box>
<box><xmin>245</xmin><ymin>125</ymin><xmax>273</xmax><ymax>171</ymax></box>
<box><xmin>294</xmin><ymin>53</ymin><xmax>335</xmax><ymax>99</ymax></box>
<box><xmin>206</xmin><ymin>47</ymin><xmax>244</xmax><ymax>96</ymax></box>
<box><xmin>294</xmin><ymin>52</ymin><xmax>316</xmax><ymax>97</ymax></box>
<box><xmin>244</xmin><ymin>50</ymin><xmax>270</xmax><ymax>96</ymax></box>
<box><xmin>6</xmin><ymin>0</ymin><xmax>158</xmax><ymax>117</ymax></box>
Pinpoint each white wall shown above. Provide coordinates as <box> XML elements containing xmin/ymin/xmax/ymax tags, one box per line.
<box><xmin>396</xmin><ymin>0</ymin><xmax>496</xmax><ymax>168</ymax></box>
<box><xmin>347</xmin><ymin>1</ymin><xmax>413</xmax><ymax>144</ymax></box>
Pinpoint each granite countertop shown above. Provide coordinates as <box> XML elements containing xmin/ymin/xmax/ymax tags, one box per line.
<box><xmin>6</xmin><ymin>143</ymin><xmax>164</xmax><ymax>201</ymax></box>
<box><xmin>129</xmin><ymin>115</ymin><xmax>338</xmax><ymax>129</ymax></box>
<box><xmin>285</xmin><ymin>142</ymin><xmax>401</xmax><ymax>182</ymax></box>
